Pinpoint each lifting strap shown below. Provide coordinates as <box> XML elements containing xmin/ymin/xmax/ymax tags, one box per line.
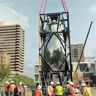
<box><xmin>39</xmin><ymin>0</ymin><xmax>68</xmax><ymax>14</ymax></box>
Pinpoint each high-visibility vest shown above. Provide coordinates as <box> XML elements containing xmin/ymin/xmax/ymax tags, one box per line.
<box><xmin>10</xmin><ymin>84</ymin><xmax>16</xmax><ymax>92</ymax></box>
<box><xmin>47</xmin><ymin>85</ymin><xmax>55</xmax><ymax>95</ymax></box>
<box><xmin>55</xmin><ymin>85</ymin><xmax>63</xmax><ymax>95</ymax></box>
<box><xmin>35</xmin><ymin>89</ymin><xmax>42</xmax><ymax>96</ymax></box>
<box><xmin>84</xmin><ymin>87</ymin><xmax>92</xmax><ymax>96</ymax></box>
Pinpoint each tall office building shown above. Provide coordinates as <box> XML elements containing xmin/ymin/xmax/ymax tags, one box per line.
<box><xmin>71</xmin><ymin>44</ymin><xmax>84</xmax><ymax>62</ymax></box>
<box><xmin>0</xmin><ymin>24</ymin><xmax>24</xmax><ymax>76</ymax></box>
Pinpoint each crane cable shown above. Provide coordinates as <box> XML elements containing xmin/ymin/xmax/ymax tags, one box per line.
<box><xmin>61</xmin><ymin>0</ymin><xmax>68</xmax><ymax>12</ymax></box>
<box><xmin>39</xmin><ymin>0</ymin><xmax>68</xmax><ymax>14</ymax></box>
<box><xmin>39</xmin><ymin>0</ymin><xmax>47</xmax><ymax>14</ymax></box>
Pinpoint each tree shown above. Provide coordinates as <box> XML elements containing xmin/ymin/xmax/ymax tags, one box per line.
<box><xmin>12</xmin><ymin>75</ymin><xmax>35</xmax><ymax>86</ymax></box>
<box><xmin>0</xmin><ymin>64</ymin><xmax>10</xmax><ymax>82</ymax></box>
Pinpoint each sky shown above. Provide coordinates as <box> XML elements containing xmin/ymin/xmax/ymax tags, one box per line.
<box><xmin>0</xmin><ymin>0</ymin><xmax>96</xmax><ymax>77</ymax></box>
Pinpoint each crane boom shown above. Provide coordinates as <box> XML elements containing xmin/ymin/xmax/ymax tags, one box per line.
<box><xmin>75</xmin><ymin>21</ymin><xmax>93</xmax><ymax>72</ymax></box>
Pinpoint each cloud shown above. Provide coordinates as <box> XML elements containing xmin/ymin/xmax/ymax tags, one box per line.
<box><xmin>89</xmin><ymin>5</ymin><xmax>96</xmax><ymax>13</ymax></box>
<box><xmin>0</xmin><ymin>4</ymin><xmax>29</xmax><ymax>30</ymax></box>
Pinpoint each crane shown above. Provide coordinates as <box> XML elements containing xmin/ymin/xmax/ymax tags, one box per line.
<box><xmin>73</xmin><ymin>21</ymin><xmax>93</xmax><ymax>81</ymax></box>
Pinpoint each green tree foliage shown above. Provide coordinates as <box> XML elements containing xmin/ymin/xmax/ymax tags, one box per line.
<box><xmin>12</xmin><ymin>75</ymin><xmax>34</xmax><ymax>86</ymax></box>
<box><xmin>0</xmin><ymin>64</ymin><xmax>10</xmax><ymax>82</ymax></box>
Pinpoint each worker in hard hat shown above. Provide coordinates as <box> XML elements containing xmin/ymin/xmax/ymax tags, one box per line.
<box><xmin>9</xmin><ymin>81</ymin><xmax>16</xmax><ymax>96</ymax></box>
<box><xmin>75</xmin><ymin>88</ymin><xmax>80</xmax><ymax>96</ymax></box>
<box><xmin>18</xmin><ymin>82</ymin><xmax>23</xmax><ymax>96</ymax></box>
<box><xmin>35</xmin><ymin>83</ymin><xmax>43</xmax><ymax>96</ymax></box>
<box><xmin>64</xmin><ymin>81</ymin><xmax>71</xmax><ymax>96</ymax></box>
<box><xmin>47</xmin><ymin>81</ymin><xmax>55</xmax><ymax>96</ymax></box>
<box><xmin>55</xmin><ymin>81</ymin><xmax>64</xmax><ymax>96</ymax></box>
<box><xmin>5</xmin><ymin>81</ymin><xmax>10</xmax><ymax>96</ymax></box>
<box><xmin>69</xmin><ymin>81</ymin><xmax>75</xmax><ymax>96</ymax></box>
<box><xmin>83</xmin><ymin>81</ymin><xmax>92</xmax><ymax>96</ymax></box>
<box><xmin>80</xmin><ymin>81</ymin><xmax>86</xmax><ymax>95</ymax></box>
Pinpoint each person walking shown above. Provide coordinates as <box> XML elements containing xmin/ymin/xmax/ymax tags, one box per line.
<box><xmin>47</xmin><ymin>81</ymin><xmax>55</xmax><ymax>96</ymax></box>
<box><xmin>35</xmin><ymin>84</ymin><xmax>43</xmax><ymax>96</ymax></box>
<box><xmin>55</xmin><ymin>81</ymin><xmax>63</xmax><ymax>96</ymax></box>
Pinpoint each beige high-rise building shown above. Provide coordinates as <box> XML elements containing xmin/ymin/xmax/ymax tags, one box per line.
<box><xmin>71</xmin><ymin>44</ymin><xmax>84</xmax><ymax>62</ymax></box>
<box><xmin>0</xmin><ymin>24</ymin><xmax>24</xmax><ymax>76</ymax></box>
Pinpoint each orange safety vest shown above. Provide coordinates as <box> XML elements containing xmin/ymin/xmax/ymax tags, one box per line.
<box><xmin>10</xmin><ymin>84</ymin><xmax>16</xmax><ymax>92</ymax></box>
<box><xmin>47</xmin><ymin>85</ymin><xmax>55</xmax><ymax>95</ymax></box>
<box><xmin>35</xmin><ymin>89</ymin><xmax>42</xmax><ymax>96</ymax></box>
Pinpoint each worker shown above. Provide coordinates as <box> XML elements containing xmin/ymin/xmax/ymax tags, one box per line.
<box><xmin>64</xmin><ymin>81</ymin><xmax>71</xmax><ymax>96</ymax></box>
<box><xmin>69</xmin><ymin>81</ymin><xmax>75</xmax><ymax>96</ymax></box>
<box><xmin>35</xmin><ymin>83</ymin><xmax>43</xmax><ymax>96</ymax></box>
<box><xmin>14</xmin><ymin>85</ymin><xmax>19</xmax><ymax>96</ymax></box>
<box><xmin>80</xmin><ymin>81</ymin><xmax>86</xmax><ymax>95</ymax></box>
<box><xmin>55</xmin><ymin>81</ymin><xmax>63</xmax><ymax>96</ymax></box>
<box><xmin>18</xmin><ymin>82</ymin><xmax>23</xmax><ymax>96</ymax></box>
<box><xmin>83</xmin><ymin>81</ymin><xmax>92</xmax><ymax>96</ymax></box>
<box><xmin>75</xmin><ymin>88</ymin><xmax>80</xmax><ymax>96</ymax></box>
<box><xmin>47</xmin><ymin>81</ymin><xmax>55</xmax><ymax>96</ymax></box>
<box><xmin>5</xmin><ymin>81</ymin><xmax>10</xmax><ymax>96</ymax></box>
<box><xmin>9</xmin><ymin>81</ymin><xmax>16</xmax><ymax>96</ymax></box>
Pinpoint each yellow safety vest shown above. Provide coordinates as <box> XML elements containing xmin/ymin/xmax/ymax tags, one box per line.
<box><xmin>55</xmin><ymin>85</ymin><xmax>63</xmax><ymax>95</ymax></box>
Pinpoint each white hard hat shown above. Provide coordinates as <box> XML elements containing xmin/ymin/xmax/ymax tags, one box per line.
<box><xmin>38</xmin><ymin>85</ymin><xmax>42</xmax><ymax>89</ymax></box>
<box><xmin>50</xmin><ymin>81</ymin><xmax>54</xmax><ymax>85</ymax></box>
<box><xmin>57</xmin><ymin>81</ymin><xmax>60</xmax><ymax>85</ymax></box>
<box><xmin>70</xmin><ymin>82</ymin><xmax>74</xmax><ymax>85</ymax></box>
<box><xmin>81</xmin><ymin>83</ymin><xmax>86</xmax><ymax>87</ymax></box>
<box><xmin>11</xmin><ymin>81</ymin><xmax>14</xmax><ymax>83</ymax></box>
<box><xmin>75</xmin><ymin>88</ymin><xmax>80</xmax><ymax>93</ymax></box>
<box><xmin>19</xmin><ymin>82</ymin><xmax>22</xmax><ymax>85</ymax></box>
<box><xmin>6</xmin><ymin>81</ymin><xmax>9</xmax><ymax>84</ymax></box>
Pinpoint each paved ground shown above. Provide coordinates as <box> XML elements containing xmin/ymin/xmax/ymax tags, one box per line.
<box><xmin>26</xmin><ymin>88</ymin><xmax>32</xmax><ymax>96</ymax></box>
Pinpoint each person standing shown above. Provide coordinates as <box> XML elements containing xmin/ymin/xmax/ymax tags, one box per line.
<box><xmin>14</xmin><ymin>86</ymin><xmax>19</xmax><ymax>96</ymax></box>
<box><xmin>9</xmin><ymin>81</ymin><xmax>16</xmax><ymax>96</ymax></box>
<box><xmin>80</xmin><ymin>81</ymin><xmax>86</xmax><ymax>95</ymax></box>
<box><xmin>64</xmin><ymin>81</ymin><xmax>71</xmax><ymax>96</ymax></box>
<box><xmin>83</xmin><ymin>81</ymin><xmax>92</xmax><ymax>96</ymax></box>
<box><xmin>5</xmin><ymin>81</ymin><xmax>10</xmax><ymax>96</ymax></box>
<box><xmin>75</xmin><ymin>88</ymin><xmax>81</xmax><ymax>96</ymax></box>
<box><xmin>35</xmin><ymin>84</ymin><xmax>43</xmax><ymax>96</ymax></box>
<box><xmin>18</xmin><ymin>82</ymin><xmax>23</xmax><ymax>96</ymax></box>
<box><xmin>55</xmin><ymin>81</ymin><xmax>63</xmax><ymax>96</ymax></box>
<box><xmin>69</xmin><ymin>82</ymin><xmax>75</xmax><ymax>96</ymax></box>
<box><xmin>47</xmin><ymin>81</ymin><xmax>55</xmax><ymax>96</ymax></box>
